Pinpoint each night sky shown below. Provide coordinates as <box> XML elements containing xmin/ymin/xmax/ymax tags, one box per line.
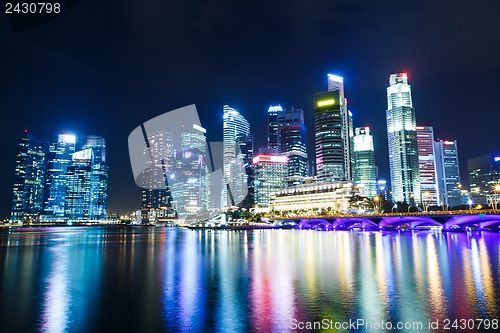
<box><xmin>1</xmin><ymin>1</ymin><xmax>499</xmax><ymax>218</ymax></box>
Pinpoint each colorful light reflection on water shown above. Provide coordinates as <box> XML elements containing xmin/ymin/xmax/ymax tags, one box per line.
<box><xmin>0</xmin><ymin>227</ymin><xmax>499</xmax><ymax>332</ymax></box>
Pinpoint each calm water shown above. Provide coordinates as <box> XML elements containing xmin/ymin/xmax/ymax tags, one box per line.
<box><xmin>0</xmin><ymin>227</ymin><xmax>499</xmax><ymax>332</ymax></box>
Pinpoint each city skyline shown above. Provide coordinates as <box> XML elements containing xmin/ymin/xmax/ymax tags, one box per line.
<box><xmin>1</xmin><ymin>1</ymin><xmax>500</xmax><ymax>217</ymax></box>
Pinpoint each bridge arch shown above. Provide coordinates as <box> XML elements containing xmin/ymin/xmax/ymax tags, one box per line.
<box><xmin>297</xmin><ymin>219</ymin><xmax>334</xmax><ymax>230</ymax></box>
<box><xmin>444</xmin><ymin>215</ymin><xmax>500</xmax><ymax>230</ymax></box>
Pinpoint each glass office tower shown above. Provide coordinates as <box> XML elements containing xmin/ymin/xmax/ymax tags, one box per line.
<box><xmin>386</xmin><ymin>73</ymin><xmax>421</xmax><ymax>204</ymax></box>
<box><xmin>353</xmin><ymin>127</ymin><xmax>377</xmax><ymax>198</ymax></box>
<box><xmin>267</xmin><ymin>105</ymin><xmax>282</xmax><ymax>150</ymax></box>
<box><xmin>43</xmin><ymin>134</ymin><xmax>77</xmax><ymax>220</ymax></box>
<box><xmin>222</xmin><ymin>105</ymin><xmax>251</xmax><ymax>207</ymax></box>
<box><xmin>10</xmin><ymin>130</ymin><xmax>48</xmax><ymax>222</ymax></box>
<box><xmin>314</xmin><ymin>74</ymin><xmax>352</xmax><ymax>182</ymax></box>
<box><xmin>64</xmin><ymin>136</ymin><xmax>109</xmax><ymax>221</ymax></box>
<box><xmin>171</xmin><ymin>125</ymin><xmax>209</xmax><ymax>217</ymax></box>
<box><xmin>140</xmin><ymin>131</ymin><xmax>174</xmax><ymax>210</ymax></box>
<box><xmin>434</xmin><ymin>139</ymin><xmax>461</xmax><ymax>208</ymax></box>
<box><xmin>253</xmin><ymin>154</ymin><xmax>288</xmax><ymax>209</ymax></box>
<box><xmin>416</xmin><ymin>126</ymin><xmax>439</xmax><ymax>206</ymax></box>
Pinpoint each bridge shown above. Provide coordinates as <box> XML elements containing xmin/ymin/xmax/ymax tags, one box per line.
<box><xmin>271</xmin><ymin>210</ymin><xmax>500</xmax><ymax>231</ymax></box>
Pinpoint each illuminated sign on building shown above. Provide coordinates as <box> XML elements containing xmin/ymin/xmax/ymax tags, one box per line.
<box><xmin>317</xmin><ymin>99</ymin><xmax>335</xmax><ymax>107</ymax></box>
<box><xmin>253</xmin><ymin>155</ymin><xmax>288</xmax><ymax>164</ymax></box>
<box><xmin>268</xmin><ymin>105</ymin><xmax>283</xmax><ymax>113</ymax></box>
<box><xmin>494</xmin><ymin>156</ymin><xmax>500</xmax><ymax>162</ymax></box>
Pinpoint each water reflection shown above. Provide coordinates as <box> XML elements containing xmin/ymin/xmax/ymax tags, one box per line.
<box><xmin>0</xmin><ymin>227</ymin><xmax>499</xmax><ymax>332</ymax></box>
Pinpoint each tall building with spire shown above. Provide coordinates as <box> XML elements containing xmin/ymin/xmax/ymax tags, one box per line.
<box><xmin>314</xmin><ymin>74</ymin><xmax>352</xmax><ymax>182</ymax></box>
<box><xmin>386</xmin><ymin>73</ymin><xmax>421</xmax><ymax>204</ymax></box>
<box><xmin>222</xmin><ymin>105</ymin><xmax>251</xmax><ymax>207</ymax></box>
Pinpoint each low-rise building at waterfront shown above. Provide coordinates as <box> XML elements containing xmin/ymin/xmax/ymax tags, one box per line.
<box><xmin>268</xmin><ymin>181</ymin><xmax>364</xmax><ymax>215</ymax></box>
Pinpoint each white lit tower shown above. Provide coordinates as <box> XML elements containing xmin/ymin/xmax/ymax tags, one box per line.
<box><xmin>386</xmin><ymin>73</ymin><xmax>421</xmax><ymax>205</ymax></box>
<box><xmin>222</xmin><ymin>105</ymin><xmax>251</xmax><ymax>207</ymax></box>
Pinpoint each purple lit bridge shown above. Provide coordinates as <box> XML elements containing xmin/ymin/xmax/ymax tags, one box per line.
<box><xmin>273</xmin><ymin>211</ymin><xmax>500</xmax><ymax>231</ymax></box>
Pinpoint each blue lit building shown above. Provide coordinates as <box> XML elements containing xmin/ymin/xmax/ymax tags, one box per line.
<box><xmin>434</xmin><ymin>139</ymin><xmax>461</xmax><ymax>208</ymax></box>
<box><xmin>10</xmin><ymin>130</ymin><xmax>48</xmax><ymax>222</ymax></box>
<box><xmin>41</xmin><ymin>134</ymin><xmax>109</xmax><ymax>222</ymax></box>
<box><xmin>43</xmin><ymin>134</ymin><xmax>77</xmax><ymax>220</ymax></box>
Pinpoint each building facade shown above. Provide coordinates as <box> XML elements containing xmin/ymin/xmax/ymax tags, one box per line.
<box><xmin>314</xmin><ymin>74</ymin><xmax>352</xmax><ymax>182</ymax></box>
<box><xmin>253</xmin><ymin>154</ymin><xmax>288</xmax><ymax>210</ymax></box>
<box><xmin>222</xmin><ymin>105</ymin><xmax>251</xmax><ymax>207</ymax></box>
<box><xmin>416</xmin><ymin>126</ymin><xmax>439</xmax><ymax>206</ymax></box>
<box><xmin>353</xmin><ymin>127</ymin><xmax>377</xmax><ymax>198</ymax></box>
<box><xmin>171</xmin><ymin>125</ymin><xmax>209</xmax><ymax>217</ymax></box>
<box><xmin>434</xmin><ymin>139</ymin><xmax>461</xmax><ymax>208</ymax></box>
<box><xmin>43</xmin><ymin>134</ymin><xmax>77</xmax><ymax>219</ymax></box>
<box><xmin>10</xmin><ymin>132</ymin><xmax>109</xmax><ymax>223</ymax></box>
<box><xmin>269</xmin><ymin>181</ymin><xmax>363</xmax><ymax>214</ymax></box>
<box><xmin>386</xmin><ymin>73</ymin><xmax>421</xmax><ymax>205</ymax></box>
<box><xmin>10</xmin><ymin>131</ymin><xmax>48</xmax><ymax>222</ymax></box>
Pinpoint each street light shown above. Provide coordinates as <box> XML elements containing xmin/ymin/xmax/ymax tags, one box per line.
<box><xmin>423</xmin><ymin>191</ymin><xmax>430</xmax><ymax>212</ymax></box>
<box><xmin>408</xmin><ymin>193</ymin><xmax>414</xmax><ymax>212</ymax></box>
<box><xmin>392</xmin><ymin>204</ymin><xmax>397</xmax><ymax>213</ymax></box>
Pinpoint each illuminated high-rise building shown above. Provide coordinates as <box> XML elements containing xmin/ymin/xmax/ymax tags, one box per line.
<box><xmin>140</xmin><ymin>131</ymin><xmax>174</xmax><ymax>210</ymax></box>
<box><xmin>222</xmin><ymin>105</ymin><xmax>250</xmax><ymax>207</ymax></box>
<box><xmin>253</xmin><ymin>153</ymin><xmax>288</xmax><ymax>209</ymax></box>
<box><xmin>353</xmin><ymin>127</ymin><xmax>377</xmax><ymax>198</ymax></box>
<box><xmin>10</xmin><ymin>131</ymin><xmax>48</xmax><ymax>222</ymax></box>
<box><xmin>314</xmin><ymin>74</ymin><xmax>352</xmax><ymax>182</ymax></box>
<box><xmin>434</xmin><ymin>139</ymin><xmax>461</xmax><ymax>208</ymax></box>
<box><xmin>416</xmin><ymin>126</ymin><xmax>439</xmax><ymax>206</ymax></box>
<box><xmin>171</xmin><ymin>125</ymin><xmax>209</xmax><ymax>216</ymax></box>
<box><xmin>43</xmin><ymin>134</ymin><xmax>77</xmax><ymax>220</ymax></box>
<box><xmin>278</xmin><ymin>107</ymin><xmax>308</xmax><ymax>186</ymax></box>
<box><xmin>386</xmin><ymin>73</ymin><xmax>421</xmax><ymax>204</ymax></box>
<box><xmin>267</xmin><ymin>105</ymin><xmax>283</xmax><ymax>150</ymax></box>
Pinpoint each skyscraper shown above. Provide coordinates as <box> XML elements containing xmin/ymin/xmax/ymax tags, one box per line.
<box><xmin>314</xmin><ymin>74</ymin><xmax>352</xmax><ymax>182</ymax></box>
<box><xmin>434</xmin><ymin>139</ymin><xmax>461</xmax><ymax>208</ymax></box>
<box><xmin>267</xmin><ymin>105</ymin><xmax>283</xmax><ymax>150</ymax></box>
<box><xmin>279</xmin><ymin>107</ymin><xmax>308</xmax><ymax>186</ymax></box>
<box><xmin>353</xmin><ymin>127</ymin><xmax>377</xmax><ymax>198</ymax></box>
<box><xmin>43</xmin><ymin>134</ymin><xmax>77</xmax><ymax>220</ymax></box>
<box><xmin>140</xmin><ymin>131</ymin><xmax>174</xmax><ymax>210</ymax></box>
<box><xmin>222</xmin><ymin>105</ymin><xmax>250</xmax><ymax>207</ymax></box>
<box><xmin>386</xmin><ymin>73</ymin><xmax>421</xmax><ymax>204</ymax></box>
<box><xmin>10</xmin><ymin>130</ymin><xmax>48</xmax><ymax>222</ymax></box>
<box><xmin>253</xmin><ymin>153</ymin><xmax>288</xmax><ymax>210</ymax></box>
<box><xmin>63</xmin><ymin>136</ymin><xmax>109</xmax><ymax>221</ymax></box>
<box><xmin>416</xmin><ymin>126</ymin><xmax>439</xmax><ymax>206</ymax></box>
<box><xmin>171</xmin><ymin>124</ymin><xmax>209</xmax><ymax>216</ymax></box>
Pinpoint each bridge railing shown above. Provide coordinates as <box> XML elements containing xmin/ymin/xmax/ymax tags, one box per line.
<box><xmin>270</xmin><ymin>209</ymin><xmax>500</xmax><ymax>220</ymax></box>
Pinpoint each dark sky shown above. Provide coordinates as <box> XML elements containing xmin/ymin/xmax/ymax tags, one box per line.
<box><xmin>1</xmin><ymin>0</ymin><xmax>500</xmax><ymax>218</ymax></box>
